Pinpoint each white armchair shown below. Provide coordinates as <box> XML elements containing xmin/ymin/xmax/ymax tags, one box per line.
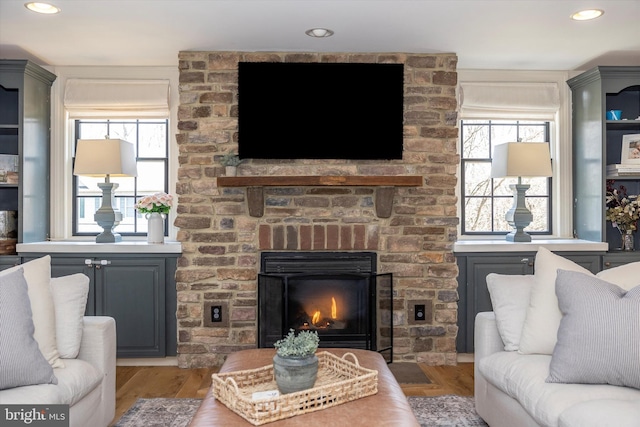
<box><xmin>0</xmin><ymin>316</ymin><xmax>116</xmax><ymax>427</ymax></box>
<box><xmin>0</xmin><ymin>257</ymin><xmax>116</xmax><ymax>427</ymax></box>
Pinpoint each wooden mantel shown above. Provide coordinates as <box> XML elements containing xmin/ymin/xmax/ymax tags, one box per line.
<box><xmin>216</xmin><ymin>175</ymin><xmax>423</xmax><ymax>218</ymax></box>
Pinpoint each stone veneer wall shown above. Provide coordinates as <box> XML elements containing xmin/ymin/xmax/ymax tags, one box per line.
<box><xmin>175</xmin><ymin>51</ymin><xmax>459</xmax><ymax>368</ymax></box>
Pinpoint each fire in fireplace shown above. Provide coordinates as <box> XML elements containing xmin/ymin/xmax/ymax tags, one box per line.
<box><xmin>258</xmin><ymin>252</ymin><xmax>393</xmax><ymax>362</ymax></box>
<box><xmin>288</xmin><ymin>273</ymin><xmax>368</xmax><ymax>335</ymax></box>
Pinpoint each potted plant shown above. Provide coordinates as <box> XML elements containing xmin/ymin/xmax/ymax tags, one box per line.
<box><xmin>220</xmin><ymin>151</ymin><xmax>243</xmax><ymax>176</ymax></box>
<box><xmin>273</xmin><ymin>328</ymin><xmax>320</xmax><ymax>394</ymax></box>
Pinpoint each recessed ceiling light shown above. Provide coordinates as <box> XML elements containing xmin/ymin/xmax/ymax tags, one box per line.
<box><xmin>570</xmin><ymin>9</ymin><xmax>604</xmax><ymax>21</ymax></box>
<box><xmin>24</xmin><ymin>2</ymin><xmax>61</xmax><ymax>14</ymax></box>
<box><xmin>305</xmin><ymin>28</ymin><xmax>334</xmax><ymax>38</ymax></box>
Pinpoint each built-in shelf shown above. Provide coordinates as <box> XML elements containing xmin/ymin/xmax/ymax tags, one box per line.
<box><xmin>606</xmin><ymin>175</ymin><xmax>640</xmax><ymax>180</ymax></box>
<box><xmin>606</xmin><ymin>119</ymin><xmax>640</xmax><ymax>125</ymax></box>
<box><xmin>216</xmin><ymin>175</ymin><xmax>423</xmax><ymax>218</ymax></box>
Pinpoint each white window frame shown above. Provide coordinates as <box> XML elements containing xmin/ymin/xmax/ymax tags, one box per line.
<box><xmin>48</xmin><ymin>66</ymin><xmax>179</xmax><ymax>240</ymax></box>
<box><xmin>456</xmin><ymin>70</ymin><xmax>574</xmax><ymax>240</ymax></box>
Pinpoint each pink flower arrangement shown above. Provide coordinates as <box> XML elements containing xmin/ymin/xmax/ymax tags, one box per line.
<box><xmin>135</xmin><ymin>192</ymin><xmax>173</xmax><ymax>214</ymax></box>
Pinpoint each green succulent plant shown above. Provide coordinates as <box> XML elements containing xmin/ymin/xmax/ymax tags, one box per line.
<box><xmin>220</xmin><ymin>151</ymin><xmax>244</xmax><ymax>167</ymax></box>
<box><xmin>274</xmin><ymin>329</ymin><xmax>320</xmax><ymax>358</ymax></box>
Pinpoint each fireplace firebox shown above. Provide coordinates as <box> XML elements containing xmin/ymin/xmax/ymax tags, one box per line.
<box><xmin>258</xmin><ymin>252</ymin><xmax>393</xmax><ymax>362</ymax></box>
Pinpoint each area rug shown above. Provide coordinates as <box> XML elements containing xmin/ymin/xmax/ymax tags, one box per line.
<box><xmin>389</xmin><ymin>362</ymin><xmax>432</xmax><ymax>384</ymax></box>
<box><xmin>408</xmin><ymin>395</ymin><xmax>488</xmax><ymax>427</ymax></box>
<box><xmin>113</xmin><ymin>398</ymin><xmax>202</xmax><ymax>427</ymax></box>
<box><xmin>114</xmin><ymin>395</ymin><xmax>487</xmax><ymax>427</ymax></box>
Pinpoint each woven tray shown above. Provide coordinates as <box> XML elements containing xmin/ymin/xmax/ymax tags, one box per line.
<box><xmin>211</xmin><ymin>351</ymin><xmax>378</xmax><ymax>425</ymax></box>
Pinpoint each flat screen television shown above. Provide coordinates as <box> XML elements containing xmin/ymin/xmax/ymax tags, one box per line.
<box><xmin>237</xmin><ymin>62</ymin><xmax>404</xmax><ymax>160</ymax></box>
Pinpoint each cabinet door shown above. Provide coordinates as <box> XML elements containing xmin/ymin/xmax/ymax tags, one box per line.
<box><xmin>21</xmin><ymin>255</ymin><xmax>96</xmax><ymax>315</ymax></box>
<box><xmin>0</xmin><ymin>256</ymin><xmax>20</xmax><ymax>271</ymax></box>
<box><xmin>602</xmin><ymin>252</ymin><xmax>640</xmax><ymax>269</ymax></box>
<box><xmin>568</xmin><ymin>66</ymin><xmax>640</xmax><ymax>246</ymax></box>
<box><xmin>50</xmin><ymin>257</ymin><xmax>95</xmax><ymax>315</ymax></box>
<box><xmin>459</xmin><ymin>254</ymin><xmax>534</xmax><ymax>353</ymax></box>
<box><xmin>555</xmin><ymin>254</ymin><xmax>602</xmax><ymax>274</ymax></box>
<box><xmin>95</xmin><ymin>257</ymin><xmax>166</xmax><ymax>358</ymax></box>
<box><xmin>0</xmin><ymin>61</ymin><xmax>55</xmax><ymax>244</ymax></box>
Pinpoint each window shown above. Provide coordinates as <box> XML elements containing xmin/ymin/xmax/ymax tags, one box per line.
<box><xmin>73</xmin><ymin>119</ymin><xmax>169</xmax><ymax>236</ymax></box>
<box><xmin>460</xmin><ymin>119</ymin><xmax>552</xmax><ymax>235</ymax></box>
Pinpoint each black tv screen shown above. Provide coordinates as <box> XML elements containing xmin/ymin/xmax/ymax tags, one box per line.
<box><xmin>237</xmin><ymin>62</ymin><xmax>404</xmax><ymax>160</ymax></box>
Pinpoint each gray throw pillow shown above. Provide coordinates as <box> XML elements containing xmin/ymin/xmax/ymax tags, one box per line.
<box><xmin>0</xmin><ymin>268</ymin><xmax>57</xmax><ymax>390</ymax></box>
<box><xmin>547</xmin><ymin>269</ymin><xmax>640</xmax><ymax>389</ymax></box>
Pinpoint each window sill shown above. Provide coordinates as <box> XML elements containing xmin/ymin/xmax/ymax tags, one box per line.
<box><xmin>16</xmin><ymin>240</ymin><xmax>182</xmax><ymax>254</ymax></box>
<box><xmin>453</xmin><ymin>238</ymin><xmax>608</xmax><ymax>253</ymax></box>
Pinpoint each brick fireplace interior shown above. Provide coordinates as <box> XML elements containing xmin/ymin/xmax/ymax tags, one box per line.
<box><xmin>175</xmin><ymin>51</ymin><xmax>460</xmax><ymax>368</ymax></box>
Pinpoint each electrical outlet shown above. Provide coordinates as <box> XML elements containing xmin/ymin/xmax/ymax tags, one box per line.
<box><xmin>211</xmin><ymin>305</ymin><xmax>222</xmax><ymax>322</ymax></box>
<box><xmin>414</xmin><ymin>304</ymin><xmax>426</xmax><ymax>321</ymax></box>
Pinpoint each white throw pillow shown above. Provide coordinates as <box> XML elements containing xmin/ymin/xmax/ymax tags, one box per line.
<box><xmin>50</xmin><ymin>273</ymin><xmax>90</xmax><ymax>359</ymax></box>
<box><xmin>596</xmin><ymin>260</ymin><xmax>640</xmax><ymax>288</ymax></box>
<box><xmin>486</xmin><ymin>273</ymin><xmax>534</xmax><ymax>351</ymax></box>
<box><xmin>0</xmin><ymin>256</ymin><xmax>64</xmax><ymax>368</ymax></box>
<box><xmin>518</xmin><ymin>247</ymin><xmax>592</xmax><ymax>355</ymax></box>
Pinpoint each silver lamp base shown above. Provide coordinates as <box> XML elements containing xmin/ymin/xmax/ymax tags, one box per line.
<box><xmin>505</xmin><ymin>183</ymin><xmax>533</xmax><ymax>242</ymax></box>
<box><xmin>94</xmin><ymin>181</ymin><xmax>123</xmax><ymax>243</ymax></box>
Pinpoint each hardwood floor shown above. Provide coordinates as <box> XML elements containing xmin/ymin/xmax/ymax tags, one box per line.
<box><xmin>112</xmin><ymin>362</ymin><xmax>474</xmax><ymax>425</ymax></box>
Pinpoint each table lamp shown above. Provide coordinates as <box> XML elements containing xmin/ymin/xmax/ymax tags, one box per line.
<box><xmin>73</xmin><ymin>139</ymin><xmax>137</xmax><ymax>243</ymax></box>
<box><xmin>491</xmin><ymin>142</ymin><xmax>552</xmax><ymax>242</ymax></box>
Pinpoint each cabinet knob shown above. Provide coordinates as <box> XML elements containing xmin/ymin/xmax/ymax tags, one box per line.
<box><xmin>604</xmin><ymin>262</ymin><xmax>611</xmax><ymax>267</ymax></box>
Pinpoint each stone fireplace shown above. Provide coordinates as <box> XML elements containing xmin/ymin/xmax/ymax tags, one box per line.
<box><xmin>175</xmin><ymin>51</ymin><xmax>460</xmax><ymax>368</ymax></box>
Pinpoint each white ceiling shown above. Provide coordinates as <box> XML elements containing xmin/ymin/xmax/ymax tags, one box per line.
<box><xmin>0</xmin><ymin>0</ymin><xmax>639</xmax><ymax>70</ymax></box>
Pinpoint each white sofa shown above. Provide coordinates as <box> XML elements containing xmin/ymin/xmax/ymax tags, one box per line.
<box><xmin>0</xmin><ymin>256</ymin><xmax>116</xmax><ymax>427</ymax></box>
<box><xmin>474</xmin><ymin>248</ymin><xmax>640</xmax><ymax>427</ymax></box>
<box><xmin>0</xmin><ymin>316</ymin><xmax>117</xmax><ymax>427</ymax></box>
<box><xmin>475</xmin><ymin>311</ymin><xmax>640</xmax><ymax>427</ymax></box>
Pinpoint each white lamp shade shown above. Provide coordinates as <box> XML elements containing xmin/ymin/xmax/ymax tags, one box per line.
<box><xmin>73</xmin><ymin>139</ymin><xmax>137</xmax><ymax>177</ymax></box>
<box><xmin>491</xmin><ymin>142</ymin><xmax>552</xmax><ymax>178</ymax></box>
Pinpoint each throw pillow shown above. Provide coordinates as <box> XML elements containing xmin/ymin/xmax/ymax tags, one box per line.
<box><xmin>0</xmin><ymin>268</ymin><xmax>58</xmax><ymax>389</ymax></box>
<box><xmin>50</xmin><ymin>273</ymin><xmax>90</xmax><ymax>359</ymax></box>
<box><xmin>596</xmin><ymin>260</ymin><xmax>640</xmax><ymax>289</ymax></box>
<box><xmin>0</xmin><ymin>256</ymin><xmax>63</xmax><ymax>368</ymax></box>
<box><xmin>486</xmin><ymin>273</ymin><xmax>534</xmax><ymax>351</ymax></box>
<box><xmin>547</xmin><ymin>270</ymin><xmax>640</xmax><ymax>389</ymax></box>
<box><xmin>518</xmin><ymin>247</ymin><xmax>592</xmax><ymax>355</ymax></box>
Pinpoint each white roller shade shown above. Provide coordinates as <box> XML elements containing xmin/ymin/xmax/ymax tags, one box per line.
<box><xmin>64</xmin><ymin>79</ymin><xmax>170</xmax><ymax>118</ymax></box>
<box><xmin>459</xmin><ymin>82</ymin><xmax>560</xmax><ymax>120</ymax></box>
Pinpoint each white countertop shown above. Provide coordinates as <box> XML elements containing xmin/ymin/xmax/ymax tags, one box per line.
<box><xmin>16</xmin><ymin>240</ymin><xmax>182</xmax><ymax>254</ymax></box>
<box><xmin>454</xmin><ymin>239</ymin><xmax>608</xmax><ymax>253</ymax></box>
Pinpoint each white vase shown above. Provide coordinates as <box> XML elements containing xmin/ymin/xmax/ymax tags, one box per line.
<box><xmin>146</xmin><ymin>212</ymin><xmax>165</xmax><ymax>244</ymax></box>
<box><xmin>225</xmin><ymin>165</ymin><xmax>237</xmax><ymax>176</ymax></box>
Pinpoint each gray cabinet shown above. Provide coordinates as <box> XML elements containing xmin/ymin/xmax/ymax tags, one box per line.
<box><xmin>568</xmin><ymin>66</ymin><xmax>640</xmax><ymax>250</ymax></box>
<box><xmin>456</xmin><ymin>251</ymin><xmax>602</xmax><ymax>353</ymax></box>
<box><xmin>0</xmin><ymin>60</ymin><xmax>55</xmax><ymax>246</ymax></box>
<box><xmin>602</xmin><ymin>252</ymin><xmax>640</xmax><ymax>270</ymax></box>
<box><xmin>0</xmin><ymin>255</ymin><xmax>20</xmax><ymax>271</ymax></box>
<box><xmin>20</xmin><ymin>252</ymin><xmax>178</xmax><ymax>358</ymax></box>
